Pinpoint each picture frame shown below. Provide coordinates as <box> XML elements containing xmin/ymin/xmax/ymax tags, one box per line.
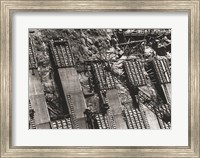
<box><xmin>0</xmin><ymin>0</ymin><xmax>199</xmax><ymax>157</ymax></box>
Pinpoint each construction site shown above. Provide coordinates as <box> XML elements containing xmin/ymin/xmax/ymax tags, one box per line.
<box><xmin>29</xmin><ymin>29</ymin><xmax>171</xmax><ymax>129</ymax></box>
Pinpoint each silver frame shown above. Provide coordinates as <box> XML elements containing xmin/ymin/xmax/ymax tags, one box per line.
<box><xmin>0</xmin><ymin>0</ymin><xmax>199</xmax><ymax>157</ymax></box>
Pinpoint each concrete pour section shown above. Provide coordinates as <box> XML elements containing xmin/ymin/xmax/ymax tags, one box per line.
<box><xmin>58</xmin><ymin>68</ymin><xmax>87</xmax><ymax>128</ymax></box>
<box><xmin>29</xmin><ymin>71</ymin><xmax>50</xmax><ymax>128</ymax></box>
<box><xmin>106</xmin><ymin>89</ymin><xmax>127</xmax><ymax>129</ymax></box>
<box><xmin>161</xmin><ymin>83</ymin><xmax>171</xmax><ymax>104</ymax></box>
<box><xmin>141</xmin><ymin>104</ymin><xmax>160</xmax><ymax>129</ymax></box>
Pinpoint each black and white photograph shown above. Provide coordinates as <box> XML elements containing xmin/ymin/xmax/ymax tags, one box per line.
<box><xmin>29</xmin><ymin>29</ymin><xmax>171</xmax><ymax>129</ymax></box>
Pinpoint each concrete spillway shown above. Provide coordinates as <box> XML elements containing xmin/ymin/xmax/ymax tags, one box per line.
<box><xmin>58</xmin><ymin>68</ymin><xmax>87</xmax><ymax>129</ymax></box>
<box><xmin>106</xmin><ymin>89</ymin><xmax>127</xmax><ymax>129</ymax></box>
<box><xmin>29</xmin><ymin>71</ymin><xmax>50</xmax><ymax>129</ymax></box>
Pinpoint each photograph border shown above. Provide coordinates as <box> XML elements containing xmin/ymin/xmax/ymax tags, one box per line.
<box><xmin>0</xmin><ymin>0</ymin><xmax>199</xmax><ymax>157</ymax></box>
